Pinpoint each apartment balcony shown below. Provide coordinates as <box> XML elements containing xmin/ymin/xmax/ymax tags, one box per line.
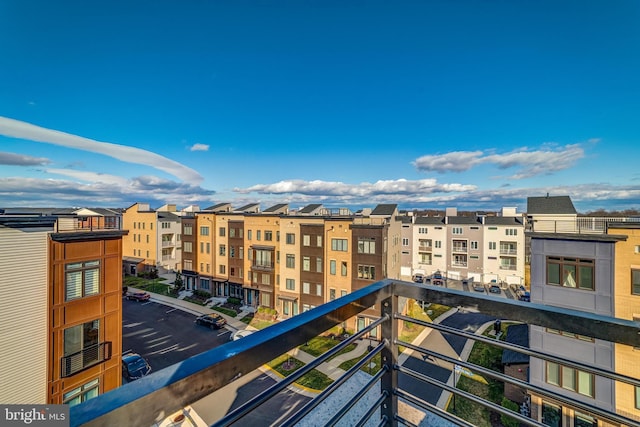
<box><xmin>70</xmin><ymin>281</ymin><xmax>640</xmax><ymax>427</ymax></box>
<box><xmin>451</xmin><ymin>245</ymin><xmax>467</xmax><ymax>253</ymax></box>
<box><xmin>61</xmin><ymin>342</ymin><xmax>112</xmax><ymax>378</ymax></box>
<box><xmin>527</xmin><ymin>217</ymin><xmax>640</xmax><ymax>234</ymax></box>
<box><xmin>161</xmin><ymin>255</ymin><xmax>174</xmax><ymax>261</ymax></box>
<box><xmin>251</xmin><ymin>262</ymin><xmax>275</xmax><ymax>271</ymax></box>
<box><xmin>161</xmin><ymin>240</ymin><xmax>174</xmax><ymax>247</ymax></box>
<box><xmin>499</xmin><ymin>248</ymin><xmax>517</xmax><ymax>255</ymax></box>
<box><xmin>499</xmin><ymin>264</ymin><xmax>517</xmax><ymax>271</ymax></box>
<box><xmin>452</xmin><ymin>261</ymin><xmax>468</xmax><ymax>267</ymax></box>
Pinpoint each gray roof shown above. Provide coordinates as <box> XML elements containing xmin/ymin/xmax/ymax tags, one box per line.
<box><xmin>235</xmin><ymin>203</ymin><xmax>260</xmax><ymax>212</ymax></box>
<box><xmin>398</xmin><ymin>216</ymin><xmax>413</xmax><ymax>224</ymax></box>
<box><xmin>527</xmin><ymin>195</ymin><xmax>577</xmax><ymax>215</ymax></box>
<box><xmin>414</xmin><ymin>216</ymin><xmax>445</xmax><ymax>225</ymax></box>
<box><xmin>447</xmin><ymin>216</ymin><xmax>481</xmax><ymax>225</ymax></box>
<box><xmin>264</xmin><ymin>203</ymin><xmax>289</xmax><ymax>213</ymax></box>
<box><xmin>299</xmin><ymin>204</ymin><xmax>323</xmax><ymax>214</ymax></box>
<box><xmin>204</xmin><ymin>203</ymin><xmax>232</xmax><ymax>212</ymax></box>
<box><xmin>371</xmin><ymin>204</ymin><xmax>397</xmax><ymax>216</ymax></box>
<box><xmin>502</xmin><ymin>324</ymin><xmax>529</xmax><ymax>365</ymax></box>
<box><xmin>158</xmin><ymin>211</ymin><xmax>180</xmax><ymax>221</ymax></box>
<box><xmin>484</xmin><ymin>216</ymin><xmax>523</xmax><ymax>226</ymax></box>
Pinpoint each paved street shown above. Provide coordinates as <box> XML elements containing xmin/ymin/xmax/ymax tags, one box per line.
<box><xmin>122</xmin><ymin>298</ymin><xmax>231</xmax><ymax>377</ymax></box>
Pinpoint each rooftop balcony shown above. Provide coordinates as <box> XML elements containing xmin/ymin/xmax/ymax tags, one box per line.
<box><xmin>527</xmin><ymin>217</ymin><xmax>640</xmax><ymax>234</ymax></box>
<box><xmin>71</xmin><ymin>280</ymin><xmax>640</xmax><ymax>427</ymax></box>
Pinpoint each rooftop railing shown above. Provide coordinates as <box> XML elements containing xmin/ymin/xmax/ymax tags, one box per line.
<box><xmin>527</xmin><ymin>217</ymin><xmax>640</xmax><ymax>234</ymax></box>
<box><xmin>70</xmin><ymin>279</ymin><xmax>640</xmax><ymax>427</ymax></box>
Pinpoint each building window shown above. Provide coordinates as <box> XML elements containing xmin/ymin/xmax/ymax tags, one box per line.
<box><xmin>574</xmin><ymin>412</ymin><xmax>596</xmax><ymax>427</ymax></box>
<box><xmin>452</xmin><ymin>227</ymin><xmax>463</xmax><ymax>235</ymax></box>
<box><xmin>256</xmin><ymin>230</ymin><xmax>261</xmax><ymax>241</ymax></box>
<box><xmin>219</xmin><ymin>245</ymin><xmax>226</xmax><ymax>256</ymax></box>
<box><xmin>183</xmin><ymin>242</ymin><xmax>192</xmax><ymax>253</ymax></box>
<box><xmin>506</xmin><ymin>228</ymin><xmax>518</xmax><ymax>236</ymax></box>
<box><xmin>316</xmin><ymin>284</ymin><xmax>322</xmax><ymax>296</ymax></box>
<box><xmin>435</xmin><ymin>241</ymin><xmax>441</xmax><ymax>249</ymax></box>
<box><xmin>303</xmin><ymin>234</ymin><xmax>311</xmax><ymax>246</ymax></box>
<box><xmin>254</xmin><ymin>249</ymin><xmax>273</xmax><ymax>268</ymax></box>
<box><xmin>200</xmin><ymin>226</ymin><xmax>209</xmax><ymax>236</ymax></box>
<box><xmin>316</xmin><ymin>257</ymin><xmax>322</xmax><ymax>273</ymax></box>
<box><xmin>219</xmin><ymin>265</ymin><xmax>225</xmax><ymax>274</ymax></box>
<box><xmin>199</xmin><ymin>279</ymin><xmax>210</xmax><ymax>290</ymax></box>
<box><xmin>265</xmin><ymin>230</ymin><xmax>273</xmax><ymax>241</ymax></box>
<box><xmin>63</xmin><ymin>378</ymin><xmax>99</xmax><ymax>407</ymax></box>
<box><xmin>358</xmin><ymin>265</ymin><xmax>376</xmax><ymax>280</ymax></box>
<box><xmin>330</xmin><ymin>288</ymin><xmax>336</xmax><ymax>300</ymax></box>
<box><xmin>261</xmin><ymin>292</ymin><xmax>270</xmax><ymax>307</ymax></box>
<box><xmin>286</xmin><ymin>254</ymin><xmax>295</xmax><ymax>268</ymax></box>
<box><xmin>317</xmin><ymin>235</ymin><xmax>322</xmax><ymax>247</ymax></box>
<box><xmin>470</xmin><ymin>241</ymin><xmax>478</xmax><ymax>250</ymax></box>
<box><xmin>331</xmin><ymin>238</ymin><xmax>348</xmax><ymax>251</ymax></box>
<box><xmin>247</xmin><ymin>230</ymin><xmax>252</xmax><ymax>240</ymax></box>
<box><xmin>330</xmin><ymin>260</ymin><xmax>336</xmax><ymax>275</ymax></box>
<box><xmin>341</xmin><ymin>261</ymin><xmax>348</xmax><ymax>276</ymax></box>
<box><xmin>219</xmin><ymin>227</ymin><xmax>225</xmax><ymax>237</ymax></box>
<box><xmin>303</xmin><ymin>282</ymin><xmax>310</xmax><ymax>294</ymax></box>
<box><xmin>341</xmin><ymin>290</ymin><xmax>347</xmax><ymax>297</ymax></box>
<box><xmin>546</xmin><ymin>328</ymin><xmax>593</xmax><ymax>342</ymax></box>
<box><xmin>632</xmin><ymin>269</ymin><xmax>640</xmax><ymax>295</ymax></box>
<box><xmin>357</xmin><ymin>238</ymin><xmax>376</xmax><ymax>254</ymax></box>
<box><xmin>200</xmin><ymin>242</ymin><xmax>204</xmax><ymax>253</ymax></box>
<box><xmin>636</xmin><ymin>386</ymin><xmax>640</xmax><ymax>409</ymax></box>
<box><xmin>488</xmin><ymin>241</ymin><xmax>496</xmax><ymax>250</ymax></box>
<box><xmin>261</xmin><ymin>273</ymin><xmax>270</xmax><ymax>285</ymax></box>
<box><xmin>63</xmin><ymin>320</ymin><xmax>100</xmax><ymax>376</ymax></box>
<box><xmin>286</xmin><ymin>278</ymin><xmax>295</xmax><ymax>290</ymax></box>
<box><xmin>206</xmin><ymin>263</ymin><xmax>210</xmax><ymax>273</ymax></box>
<box><xmin>546</xmin><ymin>362</ymin><xmax>594</xmax><ymax>397</ymax></box>
<box><xmin>418</xmin><ymin>227</ymin><xmax>428</xmax><ymax>234</ymax></box>
<box><xmin>65</xmin><ymin>261</ymin><xmax>100</xmax><ymax>301</ymax></box>
<box><xmin>541</xmin><ymin>402</ymin><xmax>562</xmax><ymax>427</ymax></box>
<box><xmin>286</xmin><ymin>233</ymin><xmax>295</xmax><ymax>244</ymax></box>
<box><xmin>547</xmin><ymin>257</ymin><xmax>594</xmax><ymax>290</ymax></box>
<box><xmin>206</xmin><ymin>242</ymin><xmax>210</xmax><ymax>254</ymax></box>
<box><xmin>303</xmin><ymin>256</ymin><xmax>311</xmax><ymax>271</ymax></box>
<box><xmin>402</xmin><ymin>238</ymin><xmax>409</xmax><ymax>246</ymax></box>
<box><xmin>184</xmin><ymin>260</ymin><xmax>192</xmax><ymax>271</ymax></box>
<box><xmin>230</xmin><ymin>246</ymin><xmax>235</xmax><ymax>258</ymax></box>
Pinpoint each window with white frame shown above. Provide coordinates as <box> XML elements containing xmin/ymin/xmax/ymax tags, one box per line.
<box><xmin>331</xmin><ymin>238</ymin><xmax>348</xmax><ymax>251</ymax></box>
<box><xmin>632</xmin><ymin>269</ymin><xmax>640</xmax><ymax>295</ymax></box>
<box><xmin>330</xmin><ymin>260</ymin><xmax>336</xmax><ymax>275</ymax></box>
<box><xmin>286</xmin><ymin>254</ymin><xmax>295</xmax><ymax>268</ymax></box>
<box><xmin>303</xmin><ymin>234</ymin><xmax>311</xmax><ymax>246</ymax></box>
<box><xmin>357</xmin><ymin>237</ymin><xmax>376</xmax><ymax>254</ymax></box>
<box><xmin>505</xmin><ymin>228</ymin><xmax>518</xmax><ymax>236</ymax></box>
<box><xmin>303</xmin><ymin>282</ymin><xmax>310</xmax><ymax>294</ymax></box>
<box><xmin>546</xmin><ymin>361</ymin><xmax>594</xmax><ymax>397</ymax></box>
<box><xmin>402</xmin><ymin>238</ymin><xmax>409</xmax><ymax>246</ymax></box>
<box><xmin>303</xmin><ymin>256</ymin><xmax>311</xmax><ymax>271</ymax></box>
<box><xmin>358</xmin><ymin>265</ymin><xmax>376</xmax><ymax>280</ymax></box>
<box><xmin>65</xmin><ymin>261</ymin><xmax>100</xmax><ymax>301</ymax></box>
<box><xmin>200</xmin><ymin>226</ymin><xmax>209</xmax><ymax>236</ymax></box>
<box><xmin>452</xmin><ymin>227</ymin><xmax>463</xmax><ymax>235</ymax></box>
<box><xmin>63</xmin><ymin>378</ymin><xmax>99</xmax><ymax>407</ymax></box>
<box><xmin>547</xmin><ymin>257</ymin><xmax>594</xmax><ymax>290</ymax></box>
<box><xmin>316</xmin><ymin>284</ymin><xmax>322</xmax><ymax>296</ymax></box>
<box><xmin>286</xmin><ymin>233</ymin><xmax>295</xmax><ymax>244</ymax></box>
<box><xmin>286</xmin><ymin>278</ymin><xmax>295</xmax><ymax>290</ymax></box>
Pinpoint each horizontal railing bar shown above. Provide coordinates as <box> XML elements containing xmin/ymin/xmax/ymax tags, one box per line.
<box><xmin>393</xmin><ymin>414</ymin><xmax>418</xmax><ymax>427</ymax></box>
<box><xmin>71</xmin><ymin>280</ymin><xmax>394</xmax><ymax>427</ymax></box>
<box><xmin>399</xmin><ymin>339</ymin><xmax>640</xmax><ymax>427</ymax></box>
<box><xmin>395</xmin><ymin>389</ymin><xmax>475</xmax><ymax>427</ymax></box>
<box><xmin>322</xmin><ymin>354</ymin><xmax>387</xmax><ymax>427</ymax></box>
<box><xmin>398</xmin><ymin>313</ymin><xmax>640</xmax><ymax>388</ymax></box>
<box><xmin>214</xmin><ymin>323</ymin><xmax>381</xmax><ymax>427</ymax></box>
<box><xmin>280</xmin><ymin>339</ymin><xmax>386</xmax><ymax>427</ymax></box>
<box><xmin>397</xmin><ymin>364</ymin><xmax>547</xmax><ymax>427</ymax></box>
<box><xmin>355</xmin><ymin>392</ymin><xmax>387</xmax><ymax>427</ymax></box>
<box><xmin>394</xmin><ymin>281</ymin><xmax>640</xmax><ymax>347</ymax></box>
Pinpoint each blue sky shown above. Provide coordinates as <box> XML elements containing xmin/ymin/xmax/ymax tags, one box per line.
<box><xmin>1</xmin><ymin>1</ymin><xmax>639</xmax><ymax>213</ymax></box>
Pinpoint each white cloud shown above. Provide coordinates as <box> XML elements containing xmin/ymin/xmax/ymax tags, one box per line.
<box><xmin>0</xmin><ymin>151</ymin><xmax>51</xmax><ymax>166</ymax></box>
<box><xmin>190</xmin><ymin>143</ymin><xmax>209</xmax><ymax>152</ymax></box>
<box><xmin>413</xmin><ymin>144</ymin><xmax>586</xmax><ymax>179</ymax></box>
<box><xmin>234</xmin><ymin>178</ymin><xmax>476</xmax><ymax>197</ymax></box>
<box><xmin>0</xmin><ymin>116</ymin><xmax>203</xmax><ymax>183</ymax></box>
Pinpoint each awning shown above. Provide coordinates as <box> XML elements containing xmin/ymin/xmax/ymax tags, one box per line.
<box><xmin>122</xmin><ymin>256</ymin><xmax>144</xmax><ymax>264</ymax></box>
<box><xmin>277</xmin><ymin>295</ymin><xmax>298</xmax><ymax>301</ymax></box>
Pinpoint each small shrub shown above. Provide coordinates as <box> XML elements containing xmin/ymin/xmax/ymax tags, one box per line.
<box><xmin>227</xmin><ymin>297</ymin><xmax>242</xmax><ymax>306</ymax></box>
<box><xmin>192</xmin><ymin>289</ymin><xmax>211</xmax><ymax>298</ymax></box>
<box><xmin>500</xmin><ymin>397</ymin><xmax>520</xmax><ymax>427</ymax></box>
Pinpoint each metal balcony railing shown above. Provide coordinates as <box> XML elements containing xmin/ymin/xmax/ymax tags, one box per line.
<box><xmin>499</xmin><ymin>248</ymin><xmax>517</xmax><ymax>255</ymax></box>
<box><xmin>452</xmin><ymin>245</ymin><xmax>467</xmax><ymax>253</ymax></box>
<box><xmin>61</xmin><ymin>342</ymin><xmax>112</xmax><ymax>378</ymax></box>
<box><xmin>70</xmin><ymin>280</ymin><xmax>640</xmax><ymax>427</ymax></box>
<box><xmin>527</xmin><ymin>217</ymin><xmax>640</xmax><ymax>234</ymax></box>
<box><xmin>499</xmin><ymin>264</ymin><xmax>517</xmax><ymax>270</ymax></box>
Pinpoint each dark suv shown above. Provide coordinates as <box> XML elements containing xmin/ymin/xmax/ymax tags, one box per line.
<box><xmin>195</xmin><ymin>313</ymin><xmax>227</xmax><ymax>329</ymax></box>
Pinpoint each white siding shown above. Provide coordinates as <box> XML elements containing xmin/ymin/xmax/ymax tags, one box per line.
<box><xmin>0</xmin><ymin>226</ymin><xmax>51</xmax><ymax>403</ymax></box>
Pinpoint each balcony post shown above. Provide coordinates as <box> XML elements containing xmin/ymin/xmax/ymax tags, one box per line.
<box><xmin>380</xmin><ymin>294</ymin><xmax>398</xmax><ymax>426</ymax></box>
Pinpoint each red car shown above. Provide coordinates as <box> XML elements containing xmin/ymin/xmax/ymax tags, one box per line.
<box><xmin>126</xmin><ymin>291</ymin><xmax>151</xmax><ymax>302</ymax></box>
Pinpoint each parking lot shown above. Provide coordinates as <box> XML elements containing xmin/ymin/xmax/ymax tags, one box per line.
<box><xmin>420</xmin><ymin>274</ymin><xmax>516</xmax><ymax>299</ymax></box>
<box><xmin>122</xmin><ymin>298</ymin><xmax>232</xmax><ymax>380</ymax></box>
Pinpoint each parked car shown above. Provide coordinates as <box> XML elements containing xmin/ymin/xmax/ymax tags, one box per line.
<box><xmin>432</xmin><ymin>271</ymin><xmax>445</xmax><ymax>286</ymax></box>
<box><xmin>122</xmin><ymin>353</ymin><xmax>151</xmax><ymax>381</ymax></box>
<box><xmin>126</xmin><ymin>291</ymin><xmax>151</xmax><ymax>302</ymax></box>
<box><xmin>515</xmin><ymin>286</ymin><xmax>531</xmax><ymax>302</ymax></box>
<box><xmin>473</xmin><ymin>283</ymin><xmax>486</xmax><ymax>292</ymax></box>
<box><xmin>488</xmin><ymin>284</ymin><xmax>501</xmax><ymax>294</ymax></box>
<box><xmin>195</xmin><ymin>313</ymin><xmax>227</xmax><ymax>329</ymax></box>
<box><xmin>413</xmin><ymin>274</ymin><xmax>425</xmax><ymax>283</ymax></box>
<box><xmin>230</xmin><ymin>329</ymin><xmax>255</xmax><ymax>341</ymax></box>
